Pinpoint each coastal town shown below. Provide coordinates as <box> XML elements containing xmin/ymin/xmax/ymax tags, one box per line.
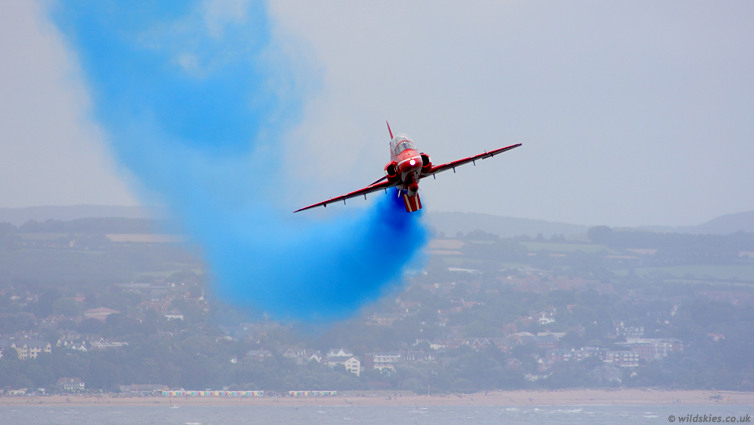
<box><xmin>1</xmin><ymin>216</ymin><xmax>753</xmax><ymax>397</ymax></box>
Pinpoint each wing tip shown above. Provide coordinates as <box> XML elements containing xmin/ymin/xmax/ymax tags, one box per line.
<box><xmin>293</xmin><ymin>204</ymin><xmax>320</xmax><ymax>213</ymax></box>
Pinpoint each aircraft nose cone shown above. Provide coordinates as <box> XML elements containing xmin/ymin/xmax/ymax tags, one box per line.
<box><xmin>405</xmin><ymin>157</ymin><xmax>421</xmax><ymax>172</ymax></box>
<box><xmin>399</xmin><ymin>156</ymin><xmax>423</xmax><ymax>177</ymax></box>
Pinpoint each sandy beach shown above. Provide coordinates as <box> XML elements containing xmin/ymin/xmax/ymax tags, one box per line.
<box><xmin>2</xmin><ymin>389</ymin><xmax>753</xmax><ymax>407</ymax></box>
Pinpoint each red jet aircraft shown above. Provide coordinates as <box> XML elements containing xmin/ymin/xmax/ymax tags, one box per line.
<box><xmin>294</xmin><ymin>122</ymin><xmax>522</xmax><ymax>213</ymax></box>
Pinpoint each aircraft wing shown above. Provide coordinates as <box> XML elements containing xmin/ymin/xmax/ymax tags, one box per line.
<box><xmin>293</xmin><ymin>179</ymin><xmax>395</xmax><ymax>213</ymax></box>
<box><xmin>421</xmin><ymin>143</ymin><xmax>522</xmax><ymax>178</ymax></box>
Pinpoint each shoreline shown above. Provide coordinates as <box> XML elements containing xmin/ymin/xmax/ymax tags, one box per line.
<box><xmin>2</xmin><ymin>389</ymin><xmax>753</xmax><ymax>407</ymax></box>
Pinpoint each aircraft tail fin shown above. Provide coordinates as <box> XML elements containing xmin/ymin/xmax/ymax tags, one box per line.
<box><xmin>386</xmin><ymin>121</ymin><xmax>394</xmax><ymax>139</ymax></box>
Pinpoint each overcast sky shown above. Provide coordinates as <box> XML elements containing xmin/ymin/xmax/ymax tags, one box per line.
<box><xmin>1</xmin><ymin>0</ymin><xmax>753</xmax><ymax>227</ymax></box>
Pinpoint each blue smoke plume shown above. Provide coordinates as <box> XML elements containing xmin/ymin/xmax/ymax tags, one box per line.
<box><xmin>51</xmin><ymin>1</ymin><xmax>427</xmax><ymax>321</ymax></box>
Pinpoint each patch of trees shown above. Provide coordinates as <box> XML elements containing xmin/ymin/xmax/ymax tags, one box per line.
<box><xmin>588</xmin><ymin>226</ymin><xmax>754</xmax><ymax>252</ymax></box>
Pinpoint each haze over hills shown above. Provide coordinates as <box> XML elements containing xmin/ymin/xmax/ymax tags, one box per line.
<box><xmin>425</xmin><ymin>212</ymin><xmax>588</xmax><ymax>238</ymax></box>
<box><xmin>0</xmin><ymin>205</ymin><xmax>159</xmax><ymax>226</ymax></box>
<box><xmin>0</xmin><ymin>205</ymin><xmax>752</xmax><ymax>237</ymax></box>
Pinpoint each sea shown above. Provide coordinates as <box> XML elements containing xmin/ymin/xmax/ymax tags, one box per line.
<box><xmin>2</xmin><ymin>405</ymin><xmax>751</xmax><ymax>425</ymax></box>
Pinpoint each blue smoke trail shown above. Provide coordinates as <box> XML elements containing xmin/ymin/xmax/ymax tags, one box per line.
<box><xmin>50</xmin><ymin>1</ymin><xmax>427</xmax><ymax>321</ymax></box>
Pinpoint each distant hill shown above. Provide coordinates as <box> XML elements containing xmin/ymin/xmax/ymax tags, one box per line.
<box><xmin>425</xmin><ymin>212</ymin><xmax>587</xmax><ymax>238</ymax></box>
<box><xmin>0</xmin><ymin>205</ymin><xmax>160</xmax><ymax>226</ymax></box>
<box><xmin>426</xmin><ymin>210</ymin><xmax>754</xmax><ymax>238</ymax></box>
<box><xmin>677</xmin><ymin>210</ymin><xmax>754</xmax><ymax>235</ymax></box>
<box><xmin>2</xmin><ymin>205</ymin><xmax>752</xmax><ymax>237</ymax></box>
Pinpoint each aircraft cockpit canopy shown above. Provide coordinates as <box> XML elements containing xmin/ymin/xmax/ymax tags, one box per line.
<box><xmin>393</xmin><ymin>139</ymin><xmax>416</xmax><ymax>155</ymax></box>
